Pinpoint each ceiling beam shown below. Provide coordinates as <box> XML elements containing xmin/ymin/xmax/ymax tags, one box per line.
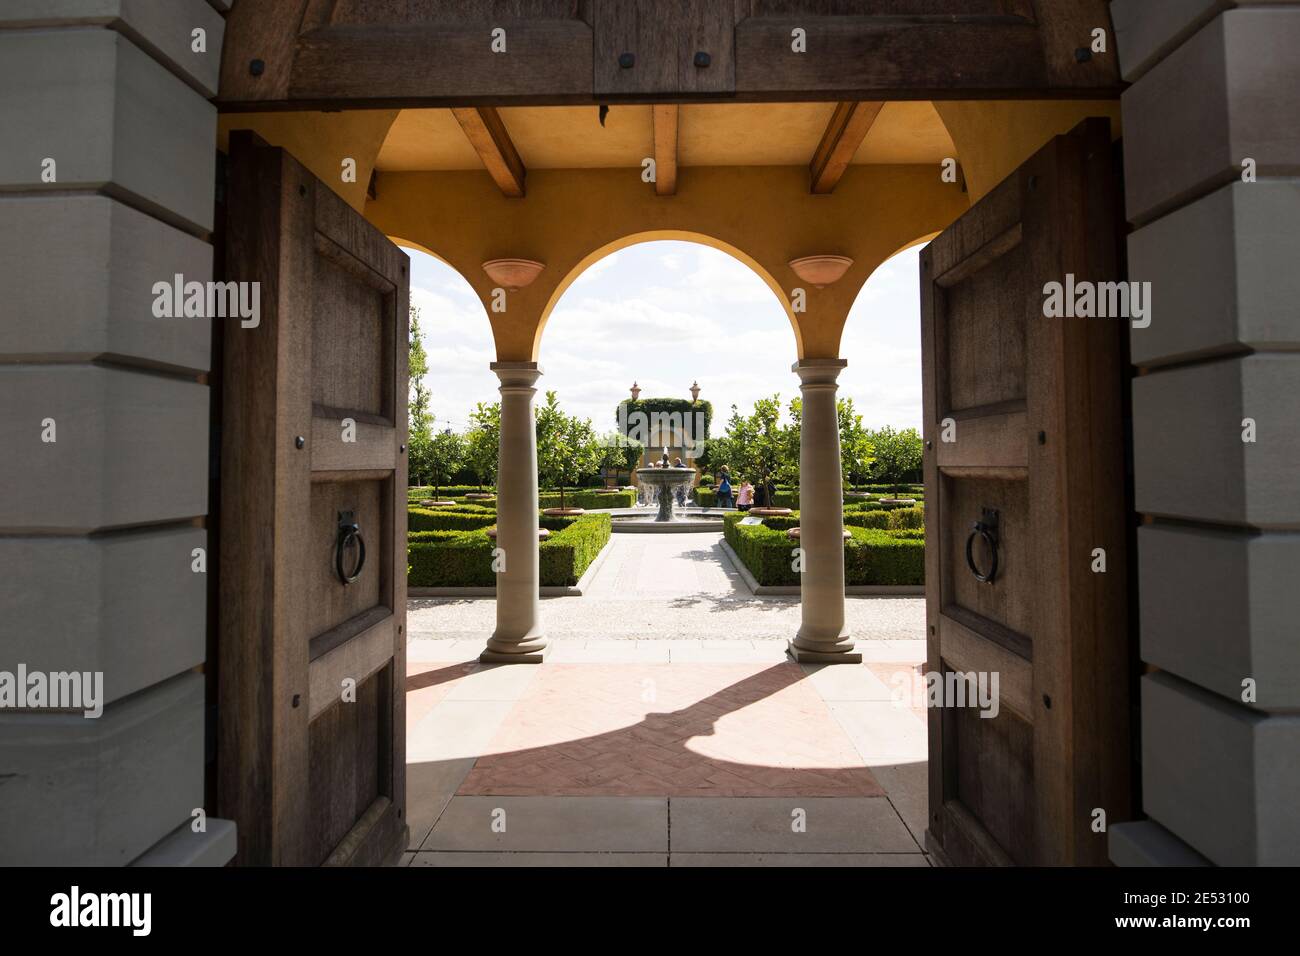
<box><xmin>652</xmin><ymin>104</ymin><xmax>678</xmax><ymax>196</ymax></box>
<box><xmin>451</xmin><ymin>106</ymin><xmax>526</xmax><ymax>197</ymax></box>
<box><xmin>808</xmin><ymin>101</ymin><xmax>884</xmax><ymax>194</ymax></box>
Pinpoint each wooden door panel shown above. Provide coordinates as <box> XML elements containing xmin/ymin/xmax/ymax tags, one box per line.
<box><xmin>942</xmin><ymin>475</ymin><xmax>1032</xmax><ymax>640</ymax></box>
<box><xmin>305</xmin><ymin>479</ymin><xmax>387</xmax><ymax>639</ymax></box>
<box><xmin>220</xmin><ymin>131</ymin><xmax>409</xmax><ymax>867</ymax></box>
<box><xmin>922</xmin><ymin>118</ymin><xmax>1129</xmax><ymax>867</ymax></box>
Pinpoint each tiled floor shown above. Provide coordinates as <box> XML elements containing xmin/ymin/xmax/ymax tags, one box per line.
<box><xmin>404</xmin><ymin>641</ymin><xmax>929</xmax><ymax>867</ymax></box>
<box><xmin>403</xmin><ymin>531</ymin><xmax>930</xmax><ymax>867</ymax></box>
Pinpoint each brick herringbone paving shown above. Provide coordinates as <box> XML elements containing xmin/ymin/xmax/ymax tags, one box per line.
<box><xmin>456</xmin><ymin>663</ymin><xmax>885</xmax><ymax>798</ymax></box>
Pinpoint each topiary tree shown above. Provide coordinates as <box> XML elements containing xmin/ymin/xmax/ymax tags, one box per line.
<box><xmin>427</xmin><ymin>428</ymin><xmax>467</xmax><ymax>501</ymax></box>
<box><xmin>837</xmin><ymin>397</ymin><xmax>876</xmax><ymax>489</ymax></box>
<box><xmin>536</xmin><ymin>391</ymin><xmax>603</xmax><ymax>510</ymax></box>
<box><xmin>721</xmin><ymin>395</ymin><xmax>789</xmax><ymax>505</ymax></box>
<box><xmin>869</xmin><ymin>425</ymin><xmax>924</xmax><ymax>494</ymax></box>
<box><xmin>596</xmin><ymin>431</ymin><xmax>643</xmax><ymax>486</ymax></box>
<box><xmin>464</xmin><ymin>401</ymin><xmax>500</xmax><ymax>491</ymax></box>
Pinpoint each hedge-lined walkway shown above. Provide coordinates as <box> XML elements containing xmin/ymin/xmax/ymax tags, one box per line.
<box><xmin>407</xmin><ymin>532</ymin><xmax>925</xmax><ymax>644</ymax></box>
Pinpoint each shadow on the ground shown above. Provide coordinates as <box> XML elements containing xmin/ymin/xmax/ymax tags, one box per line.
<box><xmin>408</xmin><ymin>662</ymin><xmax>889</xmax><ymax>798</ymax></box>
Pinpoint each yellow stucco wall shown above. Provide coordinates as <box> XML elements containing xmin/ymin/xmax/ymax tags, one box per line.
<box><xmin>215</xmin><ymin>100</ymin><xmax>1123</xmax><ymax>362</ymax></box>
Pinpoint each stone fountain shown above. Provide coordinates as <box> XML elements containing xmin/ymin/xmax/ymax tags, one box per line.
<box><xmin>635</xmin><ymin>449</ymin><xmax>697</xmax><ymax>522</ymax></box>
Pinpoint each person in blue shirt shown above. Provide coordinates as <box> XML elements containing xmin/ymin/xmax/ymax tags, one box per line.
<box><xmin>716</xmin><ymin>468</ymin><xmax>733</xmax><ymax>509</ymax></box>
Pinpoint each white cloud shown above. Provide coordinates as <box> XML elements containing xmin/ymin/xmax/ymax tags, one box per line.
<box><xmin>407</xmin><ymin>240</ymin><xmax>925</xmax><ymax>434</ymax></box>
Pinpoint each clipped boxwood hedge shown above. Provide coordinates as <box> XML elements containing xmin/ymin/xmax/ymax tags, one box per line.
<box><xmin>408</xmin><ymin>506</ymin><xmax>498</xmax><ymax>531</ymax></box>
<box><xmin>407</xmin><ymin>511</ymin><xmax>612</xmax><ymax>588</ymax></box>
<box><xmin>723</xmin><ymin>511</ymin><xmax>924</xmax><ymax>586</ymax></box>
<box><xmin>538</xmin><ymin>489</ymin><xmax>636</xmax><ymax>510</ymax></box>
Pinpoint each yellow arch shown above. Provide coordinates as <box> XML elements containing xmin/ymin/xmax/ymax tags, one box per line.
<box><xmin>535</xmin><ymin>230</ymin><xmax>802</xmax><ymax>359</ymax></box>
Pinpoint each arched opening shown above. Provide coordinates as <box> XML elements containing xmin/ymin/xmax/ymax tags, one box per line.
<box><xmin>391</xmin><ymin>241</ymin><xmax>497</xmax><ymax>497</ymax></box>
<box><xmin>535</xmin><ymin>230</ymin><xmax>802</xmax><ymax>360</ymax></box>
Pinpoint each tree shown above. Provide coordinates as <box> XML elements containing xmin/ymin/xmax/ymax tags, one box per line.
<box><xmin>869</xmin><ymin>425</ymin><xmax>924</xmax><ymax>494</ymax></box>
<box><xmin>407</xmin><ymin>306</ymin><xmax>434</xmax><ymax>486</ymax></box>
<box><xmin>427</xmin><ymin>428</ymin><xmax>467</xmax><ymax>500</ymax></box>
<box><xmin>535</xmin><ymin>391</ymin><xmax>603</xmax><ymax>510</ymax></box>
<box><xmin>464</xmin><ymin>401</ymin><xmax>500</xmax><ymax>490</ymax></box>
<box><xmin>785</xmin><ymin>396</ymin><xmax>874</xmax><ymax>490</ymax></box>
<box><xmin>721</xmin><ymin>395</ymin><xmax>790</xmax><ymax>504</ymax></box>
<box><xmin>837</xmin><ymin>397</ymin><xmax>875</xmax><ymax>488</ymax></box>
<box><xmin>596</xmin><ymin>431</ymin><xmax>643</xmax><ymax>486</ymax></box>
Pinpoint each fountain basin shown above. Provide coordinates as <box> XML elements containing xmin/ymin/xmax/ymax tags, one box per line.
<box><xmin>634</xmin><ymin>465</ymin><xmax>697</xmax><ymax>522</ymax></box>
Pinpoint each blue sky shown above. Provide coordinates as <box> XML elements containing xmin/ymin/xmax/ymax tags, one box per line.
<box><xmin>406</xmin><ymin>240</ymin><xmax>925</xmax><ymax>435</ymax></box>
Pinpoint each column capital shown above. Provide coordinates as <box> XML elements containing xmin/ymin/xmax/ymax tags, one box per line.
<box><xmin>791</xmin><ymin>357</ymin><xmax>847</xmax><ymax>387</ymax></box>
<box><xmin>490</xmin><ymin>361</ymin><xmax>543</xmax><ymax>388</ymax></box>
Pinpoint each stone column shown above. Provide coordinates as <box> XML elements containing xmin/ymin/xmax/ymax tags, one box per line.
<box><xmin>481</xmin><ymin>361</ymin><xmax>547</xmax><ymax>663</ymax></box>
<box><xmin>788</xmin><ymin>359</ymin><xmax>860</xmax><ymax>663</ymax></box>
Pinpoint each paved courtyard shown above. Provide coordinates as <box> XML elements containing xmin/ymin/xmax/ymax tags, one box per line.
<box><xmin>404</xmin><ymin>531</ymin><xmax>930</xmax><ymax>866</ymax></box>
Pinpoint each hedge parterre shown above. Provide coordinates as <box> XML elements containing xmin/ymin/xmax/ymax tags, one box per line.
<box><xmin>722</xmin><ymin>511</ymin><xmax>924</xmax><ymax>587</ymax></box>
<box><xmin>407</xmin><ymin>509</ymin><xmax>612</xmax><ymax>588</ymax></box>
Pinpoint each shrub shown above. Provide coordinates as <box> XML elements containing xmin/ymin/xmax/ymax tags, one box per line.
<box><xmin>406</xmin><ymin>513</ymin><xmax>612</xmax><ymax>588</ymax></box>
<box><xmin>408</xmin><ymin>529</ymin><xmax>496</xmax><ymax>587</ymax></box>
<box><xmin>723</xmin><ymin>512</ymin><xmax>924</xmax><ymax>586</ymax></box>
<box><xmin>887</xmin><ymin>504</ymin><xmax>925</xmax><ymax>530</ymax></box>
<box><xmin>408</xmin><ymin>506</ymin><xmax>497</xmax><ymax>531</ymax></box>
<box><xmin>844</xmin><ymin>509</ymin><xmax>891</xmax><ymax>529</ymax></box>
<box><xmin>539</xmin><ymin>513</ymin><xmax>612</xmax><ymax>585</ymax></box>
<box><xmin>540</xmin><ymin>488</ymin><xmax>635</xmax><ymax>510</ymax></box>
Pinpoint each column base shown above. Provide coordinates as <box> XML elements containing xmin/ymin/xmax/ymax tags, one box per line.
<box><xmin>787</xmin><ymin>637</ymin><xmax>861</xmax><ymax>664</ymax></box>
<box><xmin>480</xmin><ymin>633</ymin><xmax>549</xmax><ymax>664</ymax></box>
<box><xmin>479</xmin><ymin>646</ymin><xmax>549</xmax><ymax>664</ymax></box>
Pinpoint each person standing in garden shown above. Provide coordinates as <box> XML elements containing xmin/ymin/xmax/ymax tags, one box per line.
<box><xmin>717</xmin><ymin>468</ymin><xmax>733</xmax><ymax>509</ymax></box>
<box><xmin>736</xmin><ymin>480</ymin><xmax>754</xmax><ymax>512</ymax></box>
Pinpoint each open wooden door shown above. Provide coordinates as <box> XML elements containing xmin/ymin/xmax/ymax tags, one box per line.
<box><xmin>920</xmin><ymin>118</ymin><xmax>1130</xmax><ymax>866</ymax></box>
<box><xmin>218</xmin><ymin>132</ymin><xmax>409</xmax><ymax>866</ymax></box>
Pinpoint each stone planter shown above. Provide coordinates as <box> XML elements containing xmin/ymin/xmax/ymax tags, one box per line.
<box><xmin>486</xmin><ymin>527</ymin><xmax>550</xmax><ymax>540</ymax></box>
<box><xmin>786</xmin><ymin>527</ymin><xmax>852</xmax><ymax>540</ymax></box>
<box><xmin>464</xmin><ymin>492</ymin><xmax>495</xmax><ymax>500</ymax></box>
<box><xmin>418</xmin><ymin>499</ymin><xmax>456</xmax><ymax>508</ymax></box>
<box><xmin>542</xmin><ymin>507</ymin><xmax>585</xmax><ymax>516</ymax></box>
<box><xmin>750</xmin><ymin>507</ymin><xmax>793</xmax><ymax>517</ymax></box>
<box><xmin>879</xmin><ymin>498</ymin><xmax>917</xmax><ymax>507</ymax></box>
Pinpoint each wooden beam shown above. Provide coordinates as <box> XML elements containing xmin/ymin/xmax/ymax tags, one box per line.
<box><xmin>652</xmin><ymin>104</ymin><xmax>678</xmax><ymax>196</ymax></box>
<box><xmin>451</xmin><ymin>106</ymin><xmax>526</xmax><ymax>198</ymax></box>
<box><xmin>808</xmin><ymin>101</ymin><xmax>884</xmax><ymax>194</ymax></box>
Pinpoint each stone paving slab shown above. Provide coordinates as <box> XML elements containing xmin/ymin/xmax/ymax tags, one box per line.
<box><xmin>425</xmin><ymin>796</ymin><xmax>670</xmax><ymax>852</ymax></box>
<box><xmin>828</xmin><ymin>700</ymin><xmax>929</xmax><ymax>766</ymax></box>
<box><xmin>670</xmin><ymin>852</ymin><xmax>930</xmax><ymax>867</ymax></box>
<box><xmin>409</xmin><ymin>851</ymin><xmax>669</xmax><ymax>867</ymax></box>
<box><xmin>669</xmin><ymin>796</ymin><xmax>919</xmax><ymax>854</ymax></box>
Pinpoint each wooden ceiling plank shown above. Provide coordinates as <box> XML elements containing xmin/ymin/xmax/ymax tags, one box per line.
<box><xmin>809</xmin><ymin>100</ymin><xmax>884</xmax><ymax>194</ymax></box>
<box><xmin>451</xmin><ymin>106</ymin><xmax>526</xmax><ymax>197</ymax></box>
<box><xmin>652</xmin><ymin>104</ymin><xmax>679</xmax><ymax>196</ymax></box>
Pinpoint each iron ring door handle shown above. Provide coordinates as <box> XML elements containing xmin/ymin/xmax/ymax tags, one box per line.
<box><xmin>336</xmin><ymin>511</ymin><xmax>366</xmax><ymax>585</ymax></box>
<box><xmin>964</xmin><ymin>508</ymin><xmax>1000</xmax><ymax>584</ymax></box>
